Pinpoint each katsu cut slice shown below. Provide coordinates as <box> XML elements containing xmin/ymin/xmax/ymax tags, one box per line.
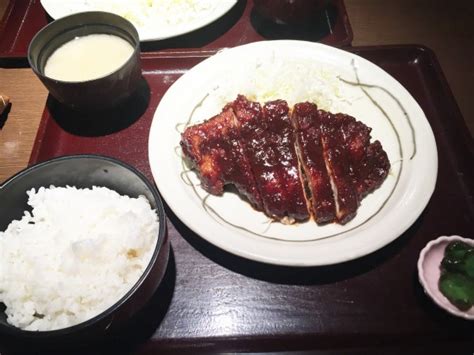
<box><xmin>292</xmin><ymin>102</ymin><xmax>336</xmax><ymax>224</ymax></box>
<box><xmin>180</xmin><ymin>105</ymin><xmax>263</xmax><ymax>210</ymax></box>
<box><xmin>339</xmin><ymin>114</ymin><xmax>391</xmax><ymax>198</ymax></box>
<box><xmin>355</xmin><ymin>140</ymin><xmax>391</xmax><ymax>198</ymax></box>
<box><xmin>319</xmin><ymin>111</ymin><xmax>359</xmax><ymax>224</ymax></box>
<box><xmin>338</xmin><ymin>113</ymin><xmax>371</xmax><ymax>196</ymax></box>
<box><xmin>232</xmin><ymin>95</ymin><xmax>309</xmax><ymax>222</ymax></box>
<box><xmin>180</xmin><ymin>107</ymin><xmax>234</xmax><ymax>195</ymax></box>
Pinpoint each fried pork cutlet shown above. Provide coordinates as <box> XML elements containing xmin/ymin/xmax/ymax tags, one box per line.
<box><xmin>180</xmin><ymin>105</ymin><xmax>263</xmax><ymax>210</ymax></box>
<box><xmin>180</xmin><ymin>95</ymin><xmax>391</xmax><ymax>226</ymax></box>
<box><xmin>291</xmin><ymin>102</ymin><xmax>336</xmax><ymax>224</ymax></box>
<box><xmin>319</xmin><ymin>111</ymin><xmax>360</xmax><ymax>224</ymax></box>
<box><xmin>339</xmin><ymin>113</ymin><xmax>390</xmax><ymax>199</ymax></box>
<box><xmin>233</xmin><ymin>96</ymin><xmax>309</xmax><ymax>222</ymax></box>
<box><xmin>354</xmin><ymin>140</ymin><xmax>391</xmax><ymax>198</ymax></box>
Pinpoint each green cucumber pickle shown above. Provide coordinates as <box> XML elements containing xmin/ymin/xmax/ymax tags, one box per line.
<box><xmin>439</xmin><ymin>241</ymin><xmax>474</xmax><ymax>311</ymax></box>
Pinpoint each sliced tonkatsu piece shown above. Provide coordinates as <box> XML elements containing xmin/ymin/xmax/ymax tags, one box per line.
<box><xmin>355</xmin><ymin>140</ymin><xmax>391</xmax><ymax>198</ymax></box>
<box><xmin>231</xmin><ymin>94</ymin><xmax>263</xmax><ymax>124</ymax></box>
<box><xmin>339</xmin><ymin>113</ymin><xmax>390</xmax><ymax>198</ymax></box>
<box><xmin>180</xmin><ymin>107</ymin><xmax>235</xmax><ymax>194</ymax></box>
<box><xmin>180</xmin><ymin>106</ymin><xmax>263</xmax><ymax>210</ymax></box>
<box><xmin>319</xmin><ymin>111</ymin><xmax>359</xmax><ymax>224</ymax></box>
<box><xmin>232</xmin><ymin>96</ymin><xmax>309</xmax><ymax>222</ymax></box>
<box><xmin>292</xmin><ymin>102</ymin><xmax>336</xmax><ymax>224</ymax></box>
<box><xmin>338</xmin><ymin>113</ymin><xmax>372</xmax><ymax>197</ymax></box>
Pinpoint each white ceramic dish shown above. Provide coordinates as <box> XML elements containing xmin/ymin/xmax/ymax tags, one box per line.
<box><xmin>418</xmin><ymin>235</ymin><xmax>474</xmax><ymax>320</ymax></box>
<box><xmin>148</xmin><ymin>40</ymin><xmax>438</xmax><ymax>266</ymax></box>
<box><xmin>40</xmin><ymin>0</ymin><xmax>237</xmax><ymax>42</ymax></box>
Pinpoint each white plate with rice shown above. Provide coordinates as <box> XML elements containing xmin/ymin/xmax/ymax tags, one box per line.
<box><xmin>40</xmin><ymin>0</ymin><xmax>238</xmax><ymax>42</ymax></box>
<box><xmin>148</xmin><ymin>40</ymin><xmax>438</xmax><ymax>266</ymax></box>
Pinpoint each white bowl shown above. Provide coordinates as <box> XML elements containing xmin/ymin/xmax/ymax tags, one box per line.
<box><xmin>417</xmin><ymin>235</ymin><xmax>474</xmax><ymax>320</ymax></box>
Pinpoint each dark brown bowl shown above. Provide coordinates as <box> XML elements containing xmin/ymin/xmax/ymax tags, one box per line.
<box><xmin>0</xmin><ymin>155</ymin><xmax>169</xmax><ymax>348</ymax></box>
<box><xmin>254</xmin><ymin>0</ymin><xmax>329</xmax><ymax>25</ymax></box>
<box><xmin>28</xmin><ymin>12</ymin><xmax>142</xmax><ymax>112</ymax></box>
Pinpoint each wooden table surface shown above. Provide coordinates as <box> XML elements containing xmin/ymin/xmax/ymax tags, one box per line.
<box><xmin>0</xmin><ymin>0</ymin><xmax>473</xmax><ymax>184</ymax></box>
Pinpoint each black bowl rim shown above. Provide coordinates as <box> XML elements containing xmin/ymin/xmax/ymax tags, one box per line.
<box><xmin>27</xmin><ymin>11</ymin><xmax>140</xmax><ymax>85</ymax></box>
<box><xmin>0</xmin><ymin>154</ymin><xmax>167</xmax><ymax>337</ymax></box>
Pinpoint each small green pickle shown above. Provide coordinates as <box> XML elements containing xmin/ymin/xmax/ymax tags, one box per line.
<box><xmin>441</xmin><ymin>241</ymin><xmax>473</xmax><ymax>273</ymax></box>
<box><xmin>441</xmin><ymin>256</ymin><xmax>464</xmax><ymax>273</ymax></box>
<box><xmin>438</xmin><ymin>273</ymin><xmax>474</xmax><ymax>311</ymax></box>
<box><xmin>439</xmin><ymin>240</ymin><xmax>474</xmax><ymax>311</ymax></box>
<box><xmin>464</xmin><ymin>251</ymin><xmax>474</xmax><ymax>279</ymax></box>
<box><xmin>445</xmin><ymin>241</ymin><xmax>473</xmax><ymax>259</ymax></box>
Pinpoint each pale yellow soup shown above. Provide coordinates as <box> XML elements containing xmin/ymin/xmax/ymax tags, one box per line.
<box><xmin>44</xmin><ymin>34</ymin><xmax>134</xmax><ymax>82</ymax></box>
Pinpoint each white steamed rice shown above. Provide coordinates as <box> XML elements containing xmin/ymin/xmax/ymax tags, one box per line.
<box><xmin>0</xmin><ymin>186</ymin><xmax>159</xmax><ymax>331</ymax></box>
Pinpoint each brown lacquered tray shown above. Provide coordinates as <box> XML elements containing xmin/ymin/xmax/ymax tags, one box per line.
<box><xmin>20</xmin><ymin>45</ymin><xmax>474</xmax><ymax>353</ymax></box>
<box><xmin>0</xmin><ymin>0</ymin><xmax>353</xmax><ymax>60</ymax></box>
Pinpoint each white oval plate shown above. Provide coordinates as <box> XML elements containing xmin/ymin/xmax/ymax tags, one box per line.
<box><xmin>40</xmin><ymin>0</ymin><xmax>237</xmax><ymax>42</ymax></box>
<box><xmin>148</xmin><ymin>40</ymin><xmax>438</xmax><ymax>266</ymax></box>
